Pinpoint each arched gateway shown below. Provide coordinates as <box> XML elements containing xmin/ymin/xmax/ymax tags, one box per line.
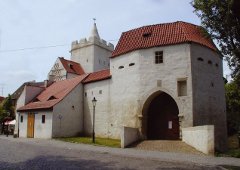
<box><xmin>142</xmin><ymin>91</ymin><xmax>180</xmax><ymax>140</ymax></box>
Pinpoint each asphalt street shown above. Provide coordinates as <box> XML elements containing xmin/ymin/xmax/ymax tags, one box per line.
<box><xmin>0</xmin><ymin>136</ymin><xmax>237</xmax><ymax>170</ymax></box>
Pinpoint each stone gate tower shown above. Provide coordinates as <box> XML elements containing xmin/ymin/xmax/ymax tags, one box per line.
<box><xmin>70</xmin><ymin>23</ymin><xmax>114</xmax><ymax>73</ymax></box>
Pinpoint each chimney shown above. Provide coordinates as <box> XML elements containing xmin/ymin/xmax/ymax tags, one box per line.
<box><xmin>44</xmin><ymin>80</ymin><xmax>49</xmax><ymax>88</ymax></box>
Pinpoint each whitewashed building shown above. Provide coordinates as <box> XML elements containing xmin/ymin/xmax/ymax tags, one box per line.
<box><xmin>17</xmin><ymin>21</ymin><xmax>227</xmax><ymax>154</ymax></box>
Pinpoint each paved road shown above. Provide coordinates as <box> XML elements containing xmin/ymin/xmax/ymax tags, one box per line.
<box><xmin>0</xmin><ymin>136</ymin><xmax>239</xmax><ymax>170</ymax></box>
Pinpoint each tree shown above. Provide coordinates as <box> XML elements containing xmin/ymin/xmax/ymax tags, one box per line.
<box><xmin>192</xmin><ymin>0</ymin><xmax>240</xmax><ymax>78</ymax></box>
<box><xmin>225</xmin><ymin>78</ymin><xmax>240</xmax><ymax>135</ymax></box>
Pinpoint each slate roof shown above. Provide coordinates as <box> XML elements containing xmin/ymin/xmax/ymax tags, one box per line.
<box><xmin>83</xmin><ymin>69</ymin><xmax>111</xmax><ymax>84</ymax></box>
<box><xmin>18</xmin><ymin>75</ymin><xmax>88</xmax><ymax>112</ymax></box>
<box><xmin>112</xmin><ymin>21</ymin><xmax>217</xmax><ymax>58</ymax></box>
<box><xmin>59</xmin><ymin>57</ymin><xmax>85</xmax><ymax>75</ymax></box>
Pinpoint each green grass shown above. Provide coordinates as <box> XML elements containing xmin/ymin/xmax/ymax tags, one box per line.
<box><xmin>56</xmin><ymin>137</ymin><xmax>121</xmax><ymax>148</ymax></box>
<box><xmin>216</xmin><ymin>134</ymin><xmax>240</xmax><ymax>158</ymax></box>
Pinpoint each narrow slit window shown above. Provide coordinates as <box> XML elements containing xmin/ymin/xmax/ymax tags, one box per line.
<box><xmin>129</xmin><ymin>63</ymin><xmax>135</xmax><ymax>66</ymax></box>
<box><xmin>118</xmin><ymin>66</ymin><xmax>124</xmax><ymax>69</ymax></box>
<box><xmin>155</xmin><ymin>51</ymin><xmax>163</xmax><ymax>64</ymax></box>
<box><xmin>20</xmin><ymin>115</ymin><xmax>23</xmax><ymax>123</ymax></box>
<box><xmin>42</xmin><ymin>115</ymin><xmax>45</xmax><ymax>124</ymax></box>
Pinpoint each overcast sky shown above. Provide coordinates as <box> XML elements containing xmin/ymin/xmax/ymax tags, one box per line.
<box><xmin>0</xmin><ymin>0</ymin><xmax>230</xmax><ymax>97</ymax></box>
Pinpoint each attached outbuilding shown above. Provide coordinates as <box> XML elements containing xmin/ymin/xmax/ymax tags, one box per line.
<box><xmin>17</xmin><ymin>75</ymin><xmax>87</xmax><ymax>138</ymax></box>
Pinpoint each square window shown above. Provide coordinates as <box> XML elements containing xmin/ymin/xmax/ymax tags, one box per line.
<box><xmin>42</xmin><ymin>115</ymin><xmax>45</xmax><ymax>124</ymax></box>
<box><xmin>178</xmin><ymin>80</ymin><xmax>187</xmax><ymax>96</ymax></box>
<box><xmin>99</xmin><ymin>90</ymin><xmax>102</xmax><ymax>94</ymax></box>
<box><xmin>155</xmin><ymin>51</ymin><xmax>163</xmax><ymax>64</ymax></box>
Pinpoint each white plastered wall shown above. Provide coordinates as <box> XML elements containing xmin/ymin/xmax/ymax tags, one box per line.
<box><xmin>52</xmin><ymin>83</ymin><xmax>84</xmax><ymax>137</ymax></box>
<box><xmin>34</xmin><ymin>111</ymin><xmax>52</xmax><ymax>138</ymax></box>
<box><xmin>83</xmin><ymin>79</ymin><xmax>111</xmax><ymax>138</ymax></box>
<box><xmin>190</xmin><ymin>43</ymin><xmax>227</xmax><ymax>151</ymax></box>
<box><xmin>109</xmin><ymin>43</ymin><xmax>193</xmax><ymax>139</ymax></box>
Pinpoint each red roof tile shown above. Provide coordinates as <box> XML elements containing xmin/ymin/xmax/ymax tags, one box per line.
<box><xmin>83</xmin><ymin>69</ymin><xmax>111</xmax><ymax>84</ymax></box>
<box><xmin>112</xmin><ymin>21</ymin><xmax>217</xmax><ymax>58</ymax></box>
<box><xmin>59</xmin><ymin>57</ymin><xmax>85</xmax><ymax>75</ymax></box>
<box><xmin>18</xmin><ymin>75</ymin><xmax>88</xmax><ymax>112</ymax></box>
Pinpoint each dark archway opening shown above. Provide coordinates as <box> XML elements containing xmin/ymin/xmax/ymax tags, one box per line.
<box><xmin>146</xmin><ymin>92</ymin><xmax>179</xmax><ymax>140</ymax></box>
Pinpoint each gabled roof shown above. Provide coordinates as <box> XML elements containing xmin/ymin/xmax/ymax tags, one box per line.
<box><xmin>112</xmin><ymin>21</ymin><xmax>217</xmax><ymax>58</ymax></box>
<box><xmin>18</xmin><ymin>75</ymin><xmax>87</xmax><ymax>112</ymax></box>
<box><xmin>59</xmin><ymin>57</ymin><xmax>85</xmax><ymax>75</ymax></box>
<box><xmin>83</xmin><ymin>69</ymin><xmax>111</xmax><ymax>84</ymax></box>
<box><xmin>11</xmin><ymin>81</ymin><xmax>45</xmax><ymax>100</ymax></box>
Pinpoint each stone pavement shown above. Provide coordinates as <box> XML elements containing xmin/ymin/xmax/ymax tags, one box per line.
<box><xmin>1</xmin><ymin>135</ymin><xmax>239</xmax><ymax>168</ymax></box>
<box><xmin>132</xmin><ymin>140</ymin><xmax>204</xmax><ymax>155</ymax></box>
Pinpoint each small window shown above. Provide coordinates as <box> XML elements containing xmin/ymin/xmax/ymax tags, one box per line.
<box><xmin>208</xmin><ymin>60</ymin><xmax>212</xmax><ymax>65</ymax></box>
<box><xmin>86</xmin><ymin>59</ymin><xmax>88</xmax><ymax>62</ymax></box>
<box><xmin>85</xmin><ymin>92</ymin><xmax>87</xmax><ymax>97</ymax></box>
<box><xmin>42</xmin><ymin>115</ymin><xmax>45</xmax><ymax>124</ymax></box>
<box><xmin>215</xmin><ymin>63</ymin><xmax>219</xmax><ymax>67</ymax></box>
<box><xmin>20</xmin><ymin>115</ymin><xmax>23</xmax><ymax>123</ymax></box>
<box><xmin>118</xmin><ymin>66</ymin><xmax>124</xmax><ymax>69</ymax></box>
<box><xmin>155</xmin><ymin>51</ymin><xmax>163</xmax><ymax>64</ymax></box>
<box><xmin>129</xmin><ymin>63</ymin><xmax>135</xmax><ymax>66</ymax></box>
<box><xmin>197</xmin><ymin>57</ymin><xmax>204</xmax><ymax>61</ymax></box>
<box><xmin>99</xmin><ymin>90</ymin><xmax>102</xmax><ymax>94</ymax></box>
<box><xmin>178</xmin><ymin>80</ymin><xmax>187</xmax><ymax>96</ymax></box>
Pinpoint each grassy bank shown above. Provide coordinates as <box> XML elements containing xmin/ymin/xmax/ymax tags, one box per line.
<box><xmin>217</xmin><ymin>134</ymin><xmax>240</xmax><ymax>158</ymax></box>
<box><xmin>56</xmin><ymin>137</ymin><xmax>121</xmax><ymax>148</ymax></box>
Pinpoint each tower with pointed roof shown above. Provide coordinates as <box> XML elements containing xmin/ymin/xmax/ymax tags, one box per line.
<box><xmin>70</xmin><ymin>22</ymin><xmax>114</xmax><ymax>73</ymax></box>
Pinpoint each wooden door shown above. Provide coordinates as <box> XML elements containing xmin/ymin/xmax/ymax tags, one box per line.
<box><xmin>27</xmin><ymin>113</ymin><xmax>35</xmax><ymax>138</ymax></box>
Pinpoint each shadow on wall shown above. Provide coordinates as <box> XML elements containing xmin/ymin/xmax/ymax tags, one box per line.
<box><xmin>0</xmin><ymin>155</ymin><xmax>117</xmax><ymax>170</ymax></box>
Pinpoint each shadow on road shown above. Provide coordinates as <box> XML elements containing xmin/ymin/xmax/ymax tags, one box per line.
<box><xmin>0</xmin><ymin>155</ymin><xmax>133</xmax><ymax>170</ymax></box>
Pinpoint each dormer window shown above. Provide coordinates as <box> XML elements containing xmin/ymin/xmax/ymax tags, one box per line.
<box><xmin>48</xmin><ymin>96</ymin><xmax>57</xmax><ymax>100</ymax></box>
<box><xmin>68</xmin><ymin>63</ymin><xmax>74</xmax><ymax>70</ymax></box>
<box><xmin>142</xmin><ymin>32</ymin><xmax>152</xmax><ymax>37</ymax></box>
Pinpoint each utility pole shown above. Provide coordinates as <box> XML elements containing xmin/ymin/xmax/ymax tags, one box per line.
<box><xmin>0</xmin><ymin>84</ymin><xmax>5</xmax><ymax>96</ymax></box>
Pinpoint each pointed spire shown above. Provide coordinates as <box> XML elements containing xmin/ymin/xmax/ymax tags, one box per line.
<box><xmin>90</xmin><ymin>18</ymin><xmax>100</xmax><ymax>39</ymax></box>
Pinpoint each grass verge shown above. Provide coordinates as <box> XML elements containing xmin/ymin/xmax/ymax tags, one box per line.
<box><xmin>56</xmin><ymin>137</ymin><xmax>121</xmax><ymax>148</ymax></box>
<box><xmin>216</xmin><ymin>134</ymin><xmax>240</xmax><ymax>158</ymax></box>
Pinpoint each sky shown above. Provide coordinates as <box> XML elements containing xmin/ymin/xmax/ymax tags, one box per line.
<box><xmin>0</xmin><ymin>0</ymin><xmax>231</xmax><ymax>97</ymax></box>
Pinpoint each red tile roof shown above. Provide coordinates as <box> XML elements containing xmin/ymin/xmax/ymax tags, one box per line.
<box><xmin>83</xmin><ymin>69</ymin><xmax>111</xmax><ymax>84</ymax></box>
<box><xmin>59</xmin><ymin>57</ymin><xmax>85</xmax><ymax>75</ymax></box>
<box><xmin>112</xmin><ymin>21</ymin><xmax>217</xmax><ymax>58</ymax></box>
<box><xmin>18</xmin><ymin>75</ymin><xmax>88</xmax><ymax>112</ymax></box>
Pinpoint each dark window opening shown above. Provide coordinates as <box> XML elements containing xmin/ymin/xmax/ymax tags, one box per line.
<box><xmin>208</xmin><ymin>60</ymin><xmax>212</xmax><ymax>65</ymax></box>
<box><xmin>155</xmin><ymin>51</ymin><xmax>163</xmax><ymax>64</ymax></box>
<box><xmin>197</xmin><ymin>57</ymin><xmax>204</xmax><ymax>61</ymax></box>
<box><xmin>42</xmin><ymin>115</ymin><xmax>45</xmax><ymax>124</ymax></box>
<box><xmin>118</xmin><ymin>66</ymin><xmax>124</xmax><ymax>69</ymax></box>
<box><xmin>99</xmin><ymin>90</ymin><xmax>102</xmax><ymax>94</ymax></box>
<box><xmin>129</xmin><ymin>63</ymin><xmax>135</xmax><ymax>66</ymax></box>
<box><xmin>215</xmin><ymin>63</ymin><xmax>219</xmax><ymax>67</ymax></box>
<box><xmin>85</xmin><ymin>92</ymin><xmax>87</xmax><ymax>97</ymax></box>
<box><xmin>20</xmin><ymin>115</ymin><xmax>23</xmax><ymax>123</ymax></box>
